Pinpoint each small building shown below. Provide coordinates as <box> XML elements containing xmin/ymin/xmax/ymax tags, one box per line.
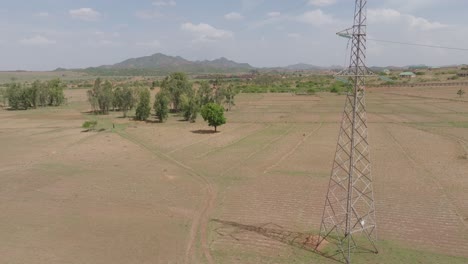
<box><xmin>399</xmin><ymin>72</ymin><xmax>416</xmax><ymax>78</ymax></box>
<box><xmin>382</xmin><ymin>69</ymin><xmax>391</xmax><ymax>75</ymax></box>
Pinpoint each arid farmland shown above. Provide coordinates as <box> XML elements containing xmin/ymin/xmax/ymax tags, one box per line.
<box><xmin>1</xmin><ymin>86</ymin><xmax>467</xmax><ymax>263</ymax></box>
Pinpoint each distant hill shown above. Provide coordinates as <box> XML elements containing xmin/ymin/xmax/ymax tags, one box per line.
<box><xmin>60</xmin><ymin>52</ymin><xmax>444</xmax><ymax>77</ymax></box>
<box><xmin>82</xmin><ymin>53</ymin><xmax>254</xmax><ymax>75</ymax></box>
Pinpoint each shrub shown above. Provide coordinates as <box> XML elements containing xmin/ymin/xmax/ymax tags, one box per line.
<box><xmin>82</xmin><ymin>120</ymin><xmax>98</xmax><ymax>131</ymax></box>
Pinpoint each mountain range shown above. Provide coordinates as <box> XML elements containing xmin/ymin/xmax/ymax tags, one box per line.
<box><xmin>83</xmin><ymin>53</ymin><xmax>253</xmax><ymax>74</ymax></box>
<box><xmin>62</xmin><ymin>53</ymin><xmax>418</xmax><ymax>76</ymax></box>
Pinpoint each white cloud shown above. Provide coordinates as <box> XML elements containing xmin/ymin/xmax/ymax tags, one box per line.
<box><xmin>35</xmin><ymin>12</ymin><xmax>49</xmax><ymax>18</ymax></box>
<box><xmin>224</xmin><ymin>12</ymin><xmax>244</xmax><ymax>21</ymax></box>
<box><xmin>152</xmin><ymin>0</ymin><xmax>176</xmax><ymax>7</ymax></box>
<box><xmin>297</xmin><ymin>9</ymin><xmax>335</xmax><ymax>26</ymax></box>
<box><xmin>19</xmin><ymin>35</ymin><xmax>56</xmax><ymax>46</ymax></box>
<box><xmin>181</xmin><ymin>22</ymin><xmax>233</xmax><ymax>42</ymax></box>
<box><xmin>409</xmin><ymin>16</ymin><xmax>447</xmax><ymax>31</ymax></box>
<box><xmin>308</xmin><ymin>0</ymin><xmax>336</xmax><ymax>7</ymax></box>
<box><xmin>136</xmin><ymin>40</ymin><xmax>162</xmax><ymax>48</ymax></box>
<box><xmin>267</xmin><ymin>11</ymin><xmax>281</xmax><ymax>17</ymax></box>
<box><xmin>69</xmin><ymin>8</ymin><xmax>101</xmax><ymax>21</ymax></box>
<box><xmin>135</xmin><ymin>10</ymin><xmax>163</xmax><ymax>19</ymax></box>
<box><xmin>368</xmin><ymin>8</ymin><xmax>448</xmax><ymax>31</ymax></box>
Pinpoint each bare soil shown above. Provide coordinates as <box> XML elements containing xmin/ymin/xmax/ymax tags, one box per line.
<box><xmin>1</xmin><ymin>88</ymin><xmax>467</xmax><ymax>263</ymax></box>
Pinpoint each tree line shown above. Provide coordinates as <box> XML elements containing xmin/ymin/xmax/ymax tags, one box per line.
<box><xmin>87</xmin><ymin>72</ymin><xmax>235</xmax><ymax>131</ymax></box>
<box><xmin>1</xmin><ymin>79</ymin><xmax>66</xmax><ymax>110</ymax></box>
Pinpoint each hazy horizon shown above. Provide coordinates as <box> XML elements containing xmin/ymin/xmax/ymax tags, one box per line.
<box><xmin>1</xmin><ymin>0</ymin><xmax>467</xmax><ymax>71</ymax></box>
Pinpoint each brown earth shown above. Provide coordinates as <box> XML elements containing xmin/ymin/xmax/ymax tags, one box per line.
<box><xmin>0</xmin><ymin>87</ymin><xmax>467</xmax><ymax>263</ymax></box>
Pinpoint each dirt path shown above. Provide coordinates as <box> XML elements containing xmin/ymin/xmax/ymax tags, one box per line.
<box><xmin>116</xmin><ymin>130</ymin><xmax>216</xmax><ymax>264</ymax></box>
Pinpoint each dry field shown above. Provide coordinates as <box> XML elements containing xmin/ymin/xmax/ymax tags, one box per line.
<box><xmin>1</xmin><ymin>86</ymin><xmax>468</xmax><ymax>264</ymax></box>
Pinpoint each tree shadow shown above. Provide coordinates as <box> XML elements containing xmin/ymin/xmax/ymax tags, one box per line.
<box><xmin>191</xmin><ymin>129</ymin><xmax>217</xmax><ymax>134</ymax></box>
<box><xmin>145</xmin><ymin>119</ymin><xmax>162</xmax><ymax>124</ymax></box>
<box><xmin>80</xmin><ymin>128</ymin><xmax>105</xmax><ymax>133</ymax></box>
<box><xmin>211</xmin><ymin>219</ymin><xmax>342</xmax><ymax>263</ymax></box>
<box><xmin>5</xmin><ymin>108</ymin><xmax>27</xmax><ymax>111</ymax></box>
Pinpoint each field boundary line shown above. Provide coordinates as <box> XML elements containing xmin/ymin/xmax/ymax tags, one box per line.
<box><xmin>168</xmin><ymin>123</ymin><xmax>251</xmax><ymax>154</ymax></box>
<box><xmin>383</xmin><ymin>92</ymin><xmax>468</xmax><ymax>103</ymax></box>
<box><xmin>263</xmin><ymin>122</ymin><xmax>324</xmax><ymax>174</ymax></box>
<box><xmin>384</xmin><ymin>124</ymin><xmax>467</xmax><ymax>230</ymax></box>
<box><xmin>195</xmin><ymin>123</ymin><xmax>272</xmax><ymax>159</ymax></box>
<box><xmin>220</xmin><ymin>124</ymin><xmax>295</xmax><ymax>178</ymax></box>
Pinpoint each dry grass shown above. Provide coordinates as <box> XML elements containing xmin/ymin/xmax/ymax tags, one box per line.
<box><xmin>0</xmin><ymin>87</ymin><xmax>467</xmax><ymax>263</ymax></box>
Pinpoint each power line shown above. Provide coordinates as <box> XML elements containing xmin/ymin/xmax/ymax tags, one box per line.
<box><xmin>368</xmin><ymin>38</ymin><xmax>468</xmax><ymax>51</ymax></box>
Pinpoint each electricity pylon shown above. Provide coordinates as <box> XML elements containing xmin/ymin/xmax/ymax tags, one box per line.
<box><xmin>316</xmin><ymin>1</ymin><xmax>378</xmax><ymax>263</ymax></box>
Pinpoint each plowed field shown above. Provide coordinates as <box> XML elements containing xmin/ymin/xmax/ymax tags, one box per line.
<box><xmin>1</xmin><ymin>87</ymin><xmax>467</xmax><ymax>263</ymax></box>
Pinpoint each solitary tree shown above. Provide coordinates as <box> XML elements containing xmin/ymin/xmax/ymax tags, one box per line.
<box><xmin>457</xmin><ymin>89</ymin><xmax>465</xmax><ymax>98</ymax></box>
<box><xmin>135</xmin><ymin>88</ymin><xmax>151</xmax><ymax>121</ymax></box>
<box><xmin>154</xmin><ymin>91</ymin><xmax>170</xmax><ymax>122</ymax></box>
<box><xmin>200</xmin><ymin>103</ymin><xmax>226</xmax><ymax>132</ymax></box>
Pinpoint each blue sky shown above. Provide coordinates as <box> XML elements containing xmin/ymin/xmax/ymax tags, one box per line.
<box><xmin>1</xmin><ymin>0</ymin><xmax>467</xmax><ymax>70</ymax></box>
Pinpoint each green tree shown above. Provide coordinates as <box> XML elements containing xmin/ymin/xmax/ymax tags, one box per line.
<box><xmin>0</xmin><ymin>87</ymin><xmax>7</xmax><ymax>107</ymax></box>
<box><xmin>223</xmin><ymin>84</ymin><xmax>236</xmax><ymax>111</ymax></box>
<box><xmin>6</xmin><ymin>83</ymin><xmax>25</xmax><ymax>110</ymax></box>
<box><xmin>161</xmin><ymin>72</ymin><xmax>193</xmax><ymax>111</ymax></box>
<box><xmin>180</xmin><ymin>94</ymin><xmax>199</xmax><ymax>122</ymax></box>
<box><xmin>154</xmin><ymin>91</ymin><xmax>170</xmax><ymax>122</ymax></box>
<box><xmin>47</xmin><ymin>79</ymin><xmax>66</xmax><ymax>106</ymax></box>
<box><xmin>114</xmin><ymin>86</ymin><xmax>135</xmax><ymax>117</ymax></box>
<box><xmin>112</xmin><ymin>86</ymin><xmax>121</xmax><ymax>110</ymax></box>
<box><xmin>99</xmin><ymin>80</ymin><xmax>113</xmax><ymax>114</ymax></box>
<box><xmin>135</xmin><ymin>88</ymin><xmax>151</xmax><ymax>121</ymax></box>
<box><xmin>201</xmin><ymin>103</ymin><xmax>226</xmax><ymax>132</ymax></box>
<box><xmin>35</xmin><ymin>80</ymin><xmax>49</xmax><ymax>107</ymax></box>
<box><xmin>87</xmin><ymin>78</ymin><xmax>113</xmax><ymax>114</ymax></box>
<box><xmin>457</xmin><ymin>89</ymin><xmax>465</xmax><ymax>98</ymax></box>
<box><xmin>5</xmin><ymin>80</ymin><xmax>66</xmax><ymax>110</ymax></box>
<box><xmin>197</xmin><ymin>81</ymin><xmax>213</xmax><ymax>106</ymax></box>
<box><xmin>151</xmin><ymin>80</ymin><xmax>160</xmax><ymax>90</ymax></box>
<box><xmin>122</xmin><ymin>86</ymin><xmax>136</xmax><ymax>117</ymax></box>
<box><xmin>87</xmin><ymin>89</ymin><xmax>99</xmax><ymax>113</ymax></box>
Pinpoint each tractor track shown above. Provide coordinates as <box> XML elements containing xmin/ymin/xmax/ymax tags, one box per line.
<box><xmin>116</xmin><ymin>130</ymin><xmax>216</xmax><ymax>264</ymax></box>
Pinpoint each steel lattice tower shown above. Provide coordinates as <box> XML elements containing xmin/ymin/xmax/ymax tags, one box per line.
<box><xmin>316</xmin><ymin>1</ymin><xmax>378</xmax><ymax>263</ymax></box>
